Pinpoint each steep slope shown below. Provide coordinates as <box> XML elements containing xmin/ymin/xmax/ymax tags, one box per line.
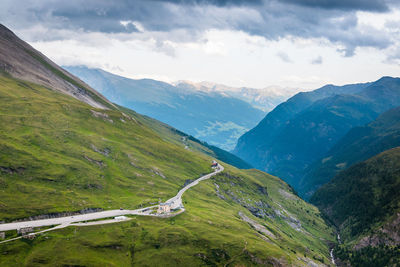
<box><xmin>0</xmin><ymin>25</ymin><xmax>335</xmax><ymax>266</ymax></box>
<box><xmin>64</xmin><ymin>66</ymin><xmax>265</xmax><ymax>151</ymax></box>
<box><xmin>0</xmin><ymin>24</ymin><xmax>112</xmax><ymax>109</ymax></box>
<box><xmin>311</xmin><ymin>148</ymin><xmax>400</xmax><ymax>266</ymax></box>
<box><xmin>0</xmin><ymin>74</ymin><xmax>212</xmax><ymax>221</ymax></box>
<box><xmin>0</xmin><ymin>74</ymin><xmax>335</xmax><ymax>266</ymax></box>
<box><xmin>235</xmin><ymin>78</ymin><xmax>400</xmax><ymax>194</ymax></box>
<box><xmin>301</xmin><ymin>106</ymin><xmax>400</xmax><ymax>197</ymax></box>
<box><xmin>117</xmin><ymin>105</ymin><xmax>253</xmax><ymax>169</ymax></box>
<box><xmin>234</xmin><ymin>83</ymin><xmax>369</xmax><ymax>169</ymax></box>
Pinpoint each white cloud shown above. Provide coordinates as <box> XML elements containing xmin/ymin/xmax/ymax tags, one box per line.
<box><xmin>26</xmin><ymin>27</ymin><xmax>400</xmax><ymax>91</ymax></box>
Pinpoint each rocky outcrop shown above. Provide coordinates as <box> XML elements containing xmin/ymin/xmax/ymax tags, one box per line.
<box><xmin>91</xmin><ymin>144</ymin><xmax>111</xmax><ymax>156</ymax></box>
<box><xmin>151</xmin><ymin>167</ymin><xmax>166</xmax><ymax>179</ymax></box>
<box><xmin>91</xmin><ymin>110</ymin><xmax>114</xmax><ymax>123</ymax></box>
<box><xmin>354</xmin><ymin>212</ymin><xmax>400</xmax><ymax>250</ymax></box>
<box><xmin>0</xmin><ymin>166</ymin><xmax>25</xmax><ymax>174</ymax></box>
<box><xmin>239</xmin><ymin>211</ymin><xmax>276</xmax><ymax>239</ymax></box>
<box><xmin>83</xmin><ymin>155</ymin><xmax>105</xmax><ymax>167</ymax></box>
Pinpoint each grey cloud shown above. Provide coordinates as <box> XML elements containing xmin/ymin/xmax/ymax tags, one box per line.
<box><xmin>280</xmin><ymin>0</ymin><xmax>389</xmax><ymax>12</ymax></box>
<box><xmin>385</xmin><ymin>47</ymin><xmax>400</xmax><ymax>65</ymax></box>
<box><xmin>277</xmin><ymin>51</ymin><xmax>293</xmax><ymax>63</ymax></box>
<box><xmin>1</xmin><ymin>0</ymin><xmax>398</xmax><ymax>57</ymax></box>
<box><xmin>311</xmin><ymin>56</ymin><xmax>323</xmax><ymax>64</ymax></box>
<box><xmin>156</xmin><ymin>0</ymin><xmax>263</xmax><ymax>6</ymax></box>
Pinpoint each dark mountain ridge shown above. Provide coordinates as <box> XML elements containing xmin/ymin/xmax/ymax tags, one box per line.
<box><xmin>301</xmin><ymin>106</ymin><xmax>400</xmax><ymax>197</ymax></box>
<box><xmin>234</xmin><ymin>82</ymin><xmax>370</xmax><ymax>168</ymax></box>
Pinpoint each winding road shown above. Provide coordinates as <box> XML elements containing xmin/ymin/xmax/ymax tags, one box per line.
<box><xmin>0</xmin><ymin>164</ymin><xmax>223</xmax><ymax>244</ymax></box>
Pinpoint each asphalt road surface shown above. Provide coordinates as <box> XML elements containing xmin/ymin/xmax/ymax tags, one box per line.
<box><xmin>0</xmin><ymin>164</ymin><xmax>223</xmax><ymax>243</ymax></box>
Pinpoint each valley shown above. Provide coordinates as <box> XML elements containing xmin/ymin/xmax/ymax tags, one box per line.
<box><xmin>0</xmin><ymin>24</ymin><xmax>336</xmax><ymax>266</ymax></box>
<box><xmin>1</xmin><ymin>0</ymin><xmax>400</xmax><ymax>263</ymax></box>
<box><xmin>64</xmin><ymin>66</ymin><xmax>267</xmax><ymax>151</ymax></box>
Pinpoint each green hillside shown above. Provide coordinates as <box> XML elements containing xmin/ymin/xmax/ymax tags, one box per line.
<box><xmin>118</xmin><ymin>106</ymin><xmax>253</xmax><ymax>169</ymax></box>
<box><xmin>312</xmin><ymin>148</ymin><xmax>400</xmax><ymax>266</ymax></box>
<box><xmin>0</xmin><ymin>73</ymin><xmax>212</xmax><ymax>221</ymax></box>
<box><xmin>0</xmin><ymin>74</ymin><xmax>335</xmax><ymax>266</ymax></box>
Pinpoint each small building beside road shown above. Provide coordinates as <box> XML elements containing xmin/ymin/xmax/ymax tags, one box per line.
<box><xmin>157</xmin><ymin>202</ymin><xmax>172</xmax><ymax>214</ymax></box>
<box><xmin>211</xmin><ymin>160</ymin><xmax>218</xmax><ymax>168</ymax></box>
<box><xmin>17</xmin><ymin>227</ymin><xmax>34</xmax><ymax>235</ymax></box>
<box><xmin>114</xmin><ymin>216</ymin><xmax>128</xmax><ymax>221</ymax></box>
<box><xmin>0</xmin><ymin>232</ymin><xmax>5</xmax><ymax>239</ymax></box>
<box><xmin>22</xmin><ymin>233</ymin><xmax>35</xmax><ymax>240</ymax></box>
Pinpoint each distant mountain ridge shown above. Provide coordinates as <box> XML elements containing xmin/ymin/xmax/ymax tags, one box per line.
<box><xmin>173</xmin><ymin>80</ymin><xmax>299</xmax><ymax>112</ymax></box>
<box><xmin>65</xmin><ymin>66</ymin><xmax>266</xmax><ymax>151</ymax></box>
<box><xmin>234</xmin><ymin>77</ymin><xmax>400</xmax><ymax>196</ymax></box>
<box><xmin>234</xmin><ymin>82</ymin><xmax>370</xmax><ymax>169</ymax></box>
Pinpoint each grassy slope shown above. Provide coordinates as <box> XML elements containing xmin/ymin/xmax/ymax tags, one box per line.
<box><xmin>0</xmin><ymin>74</ymin><xmax>211</xmax><ymax>221</ymax></box>
<box><xmin>1</xmin><ymin>167</ymin><xmax>335</xmax><ymax>266</ymax></box>
<box><xmin>0</xmin><ymin>75</ymin><xmax>334</xmax><ymax>266</ymax></box>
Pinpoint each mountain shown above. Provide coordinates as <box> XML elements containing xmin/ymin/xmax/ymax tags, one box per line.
<box><xmin>64</xmin><ymin>66</ymin><xmax>266</xmax><ymax>151</ymax></box>
<box><xmin>300</xmin><ymin>106</ymin><xmax>400</xmax><ymax>197</ymax></box>
<box><xmin>0</xmin><ymin>24</ymin><xmax>335</xmax><ymax>266</ymax></box>
<box><xmin>0</xmin><ymin>25</ymin><xmax>112</xmax><ymax>110</ymax></box>
<box><xmin>234</xmin><ymin>82</ymin><xmax>370</xmax><ymax>182</ymax></box>
<box><xmin>174</xmin><ymin>80</ymin><xmax>299</xmax><ymax>112</ymax></box>
<box><xmin>234</xmin><ymin>78</ymin><xmax>400</xmax><ymax>195</ymax></box>
<box><xmin>311</xmin><ymin>147</ymin><xmax>400</xmax><ymax>266</ymax></box>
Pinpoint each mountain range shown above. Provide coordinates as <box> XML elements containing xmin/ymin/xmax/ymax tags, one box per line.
<box><xmin>234</xmin><ymin>78</ymin><xmax>400</xmax><ymax>197</ymax></box>
<box><xmin>64</xmin><ymin>66</ymin><xmax>270</xmax><ymax>151</ymax></box>
<box><xmin>1</xmin><ymin>22</ymin><xmax>399</xmax><ymax>266</ymax></box>
<box><xmin>0</xmin><ymin>24</ymin><xmax>336</xmax><ymax>266</ymax></box>
<box><xmin>173</xmin><ymin>80</ymin><xmax>299</xmax><ymax>112</ymax></box>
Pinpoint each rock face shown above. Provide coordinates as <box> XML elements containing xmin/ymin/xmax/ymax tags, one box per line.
<box><xmin>354</xmin><ymin>213</ymin><xmax>400</xmax><ymax>250</ymax></box>
<box><xmin>0</xmin><ymin>24</ymin><xmax>112</xmax><ymax>109</ymax></box>
<box><xmin>238</xmin><ymin>211</ymin><xmax>276</xmax><ymax>239</ymax></box>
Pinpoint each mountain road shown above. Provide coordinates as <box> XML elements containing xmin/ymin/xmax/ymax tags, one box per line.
<box><xmin>0</xmin><ymin>164</ymin><xmax>223</xmax><ymax>244</ymax></box>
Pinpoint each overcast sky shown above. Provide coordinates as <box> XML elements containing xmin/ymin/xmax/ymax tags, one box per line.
<box><xmin>2</xmin><ymin>0</ymin><xmax>400</xmax><ymax>89</ymax></box>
